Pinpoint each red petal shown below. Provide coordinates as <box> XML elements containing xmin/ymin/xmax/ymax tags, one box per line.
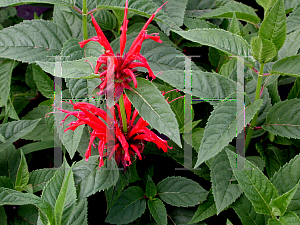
<box><xmin>120</xmin><ymin>0</ymin><xmax>129</xmax><ymax>56</ymax></box>
<box><xmin>130</xmin><ymin>144</ymin><xmax>142</xmax><ymax>160</ymax></box>
<box><xmin>123</xmin><ymin>68</ymin><xmax>137</xmax><ymax>88</ymax></box>
<box><xmin>90</xmin><ymin>14</ymin><xmax>114</xmax><ymax>53</ymax></box>
<box><xmin>86</xmin><ymin>131</ymin><xmax>96</xmax><ymax>162</ymax></box>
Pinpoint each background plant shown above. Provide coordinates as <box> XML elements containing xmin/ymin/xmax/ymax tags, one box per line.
<box><xmin>0</xmin><ymin>0</ymin><xmax>300</xmax><ymax>224</ymax></box>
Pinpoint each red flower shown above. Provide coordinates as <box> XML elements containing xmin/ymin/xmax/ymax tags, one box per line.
<box><xmin>58</xmin><ymin>94</ymin><xmax>172</xmax><ymax>168</ymax></box>
<box><xmin>79</xmin><ymin>0</ymin><xmax>167</xmax><ymax>101</ymax></box>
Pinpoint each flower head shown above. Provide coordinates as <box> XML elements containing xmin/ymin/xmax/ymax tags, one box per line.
<box><xmin>79</xmin><ymin>0</ymin><xmax>167</xmax><ymax>101</ymax></box>
<box><xmin>58</xmin><ymin>94</ymin><xmax>172</xmax><ymax>169</ymax></box>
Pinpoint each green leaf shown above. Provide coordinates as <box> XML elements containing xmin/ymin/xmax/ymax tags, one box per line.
<box><xmin>125</xmin><ymin>78</ymin><xmax>181</xmax><ymax>147</ymax></box>
<box><xmin>180</xmin><ymin>120</ymin><xmax>201</xmax><ymax>134</ymax></box>
<box><xmin>183</xmin><ymin>127</ymin><xmax>204</xmax><ymax>153</ymax></box>
<box><xmin>147</xmin><ymin>198</ymin><xmax>167</xmax><ymax>225</ymax></box>
<box><xmin>29</xmin><ymin>169</ymin><xmax>56</xmax><ymax>193</ymax></box>
<box><xmin>251</xmin><ymin>36</ymin><xmax>277</xmax><ymax>64</ymax></box>
<box><xmin>0</xmin><ymin>119</ymin><xmax>41</xmax><ymax>150</ymax></box>
<box><xmin>37</xmin><ymin>57</ymin><xmax>97</xmax><ymax>79</ymax></box>
<box><xmin>0</xmin><ymin>6</ymin><xmax>16</xmax><ymax>23</ymax></box>
<box><xmin>255</xmin><ymin>0</ymin><xmax>277</xmax><ymax>15</ymax></box>
<box><xmin>211</xmin><ymin>148</ymin><xmax>243</xmax><ymax>214</ymax></box>
<box><xmin>0</xmin><ymin>187</ymin><xmax>53</xmax><ymax>223</ymax></box>
<box><xmin>184</xmin><ymin>17</ymin><xmax>218</xmax><ymax>30</ymax></box>
<box><xmin>188</xmin><ymin>191</ymin><xmax>217</xmax><ymax>224</ymax></box>
<box><xmin>32</xmin><ymin>64</ymin><xmax>54</xmax><ymax>99</ymax></box>
<box><xmin>96</xmin><ymin>0</ymin><xmax>178</xmax><ymax>35</ymax></box>
<box><xmin>0</xmin><ymin>206</ymin><xmax>7</xmax><ymax>225</ymax></box>
<box><xmin>262</xmin><ymin>99</ymin><xmax>300</xmax><ymax>139</ymax></box>
<box><xmin>173</xmin><ymin>28</ymin><xmax>253</xmax><ymax>64</ymax></box>
<box><xmin>229</xmin><ymin>12</ymin><xmax>241</xmax><ymax>35</ymax></box>
<box><xmin>271</xmin><ymin>154</ymin><xmax>300</xmax><ymax>216</ymax></box>
<box><xmin>269</xmin><ymin>182</ymin><xmax>299</xmax><ymax>216</ymax></box>
<box><xmin>21</xmin><ymin>141</ymin><xmax>55</xmax><ymax>155</ymax></box>
<box><xmin>75</xmin><ymin>157</ymin><xmax>119</xmax><ymax>199</ymax></box>
<box><xmin>16</xmin><ymin>205</ymin><xmax>38</xmax><ymax>225</ymax></box>
<box><xmin>0</xmin><ymin>176</ymin><xmax>13</xmax><ymax>189</ymax></box>
<box><xmin>226</xmin><ymin>149</ymin><xmax>279</xmax><ymax>215</ymax></box>
<box><xmin>0</xmin><ymin>60</ymin><xmax>14</xmax><ymax>108</ymax></box>
<box><xmin>194</xmin><ymin>98</ymin><xmax>263</xmax><ymax>168</ymax></box>
<box><xmin>279</xmin><ymin>29</ymin><xmax>300</xmax><ymax>59</ymax></box>
<box><xmin>157</xmin><ymin>70</ymin><xmax>238</xmax><ymax>100</ymax></box>
<box><xmin>146</xmin><ymin>176</ymin><xmax>157</xmax><ymax>199</ymax></box>
<box><xmin>287</xmin><ymin>4</ymin><xmax>300</xmax><ymax>33</ymax></box>
<box><xmin>41</xmin><ymin>160</ymin><xmax>76</xmax><ymax>225</ymax></box>
<box><xmin>93</xmin><ymin>9</ymin><xmax>117</xmax><ymax>31</ymax></box>
<box><xmin>0</xmin><ymin>0</ymin><xmax>75</xmax><ymax>7</ymax></box>
<box><xmin>0</xmin><ymin>20</ymin><xmax>70</xmax><ymax>63</ymax></box>
<box><xmin>197</xmin><ymin>2</ymin><xmax>260</xmax><ymax>25</ymax></box>
<box><xmin>288</xmin><ymin>77</ymin><xmax>300</xmax><ymax>99</ymax></box>
<box><xmin>246</xmin><ymin>156</ymin><xmax>265</xmax><ymax>171</ymax></box>
<box><xmin>271</xmin><ymin>55</ymin><xmax>300</xmax><ymax>77</ymax></box>
<box><xmin>259</xmin><ymin>0</ymin><xmax>286</xmax><ymax>51</ymax></box>
<box><xmin>67</xmin><ymin>198</ymin><xmax>88</xmax><ymax>225</ymax></box>
<box><xmin>268</xmin><ymin>212</ymin><xmax>300</xmax><ymax>224</ymax></box>
<box><xmin>232</xmin><ymin>194</ymin><xmax>266</xmax><ymax>225</ymax></box>
<box><xmin>0</xmin><ymin>145</ymin><xmax>20</xmax><ymax>183</ymax></box>
<box><xmin>157</xmin><ymin>176</ymin><xmax>208</xmax><ymax>207</ymax></box>
<box><xmin>54</xmin><ymin>165</ymin><xmax>76</xmax><ymax>225</ymax></box>
<box><xmin>105</xmin><ymin>186</ymin><xmax>146</xmax><ymax>224</ymax></box>
<box><xmin>15</xmin><ymin>150</ymin><xmax>29</xmax><ymax>191</ymax></box>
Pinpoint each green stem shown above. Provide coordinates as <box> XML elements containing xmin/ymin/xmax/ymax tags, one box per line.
<box><xmin>82</xmin><ymin>0</ymin><xmax>88</xmax><ymax>40</ymax></box>
<box><xmin>13</xmin><ymin>93</ymin><xmax>36</xmax><ymax>97</ymax></box>
<box><xmin>119</xmin><ymin>94</ymin><xmax>128</xmax><ymax>133</ymax></box>
<box><xmin>245</xmin><ymin>63</ymin><xmax>264</xmax><ymax>151</ymax></box>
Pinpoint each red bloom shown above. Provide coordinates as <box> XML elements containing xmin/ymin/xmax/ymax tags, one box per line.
<box><xmin>79</xmin><ymin>0</ymin><xmax>167</xmax><ymax>101</ymax></box>
<box><xmin>58</xmin><ymin>94</ymin><xmax>172</xmax><ymax>168</ymax></box>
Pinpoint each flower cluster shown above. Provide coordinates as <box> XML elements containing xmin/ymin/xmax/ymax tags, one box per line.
<box><xmin>59</xmin><ymin>94</ymin><xmax>172</xmax><ymax>168</ymax></box>
<box><xmin>79</xmin><ymin>0</ymin><xmax>167</xmax><ymax>101</ymax></box>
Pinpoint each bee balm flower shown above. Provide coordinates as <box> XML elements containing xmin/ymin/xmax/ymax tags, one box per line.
<box><xmin>79</xmin><ymin>0</ymin><xmax>167</xmax><ymax>101</ymax></box>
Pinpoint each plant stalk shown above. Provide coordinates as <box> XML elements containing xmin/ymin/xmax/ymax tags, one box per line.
<box><xmin>82</xmin><ymin>0</ymin><xmax>88</xmax><ymax>40</ymax></box>
<box><xmin>119</xmin><ymin>94</ymin><xmax>128</xmax><ymax>133</ymax></box>
<box><xmin>245</xmin><ymin>63</ymin><xmax>264</xmax><ymax>151</ymax></box>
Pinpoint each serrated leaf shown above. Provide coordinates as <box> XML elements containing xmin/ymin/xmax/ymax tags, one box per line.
<box><xmin>96</xmin><ymin>0</ymin><xmax>178</xmax><ymax>35</ymax></box>
<box><xmin>229</xmin><ymin>12</ymin><xmax>241</xmax><ymax>35</ymax></box>
<box><xmin>93</xmin><ymin>9</ymin><xmax>117</xmax><ymax>31</ymax></box>
<box><xmin>105</xmin><ymin>186</ymin><xmax>146</xmax><ymax>224</ymax></box>
<box><xmin>251</xmin><ymin>36</ymin><xmax>277</xmax><ymax>64</ymax></box>
<box><xmin>173</xmin><ymin>29</ymin><xmax>253</xmax><ymax>64</ymax></box>
<box><xmin>0</xmin><ymin>119</ymin><xmax>41</xmax><ymax>150</ymax></box>
<box><xmin>271</xmin><ymin>55</ymin><xmax>300</xmax><ymax>77</ymax></box>
<box><xmin>194</xmin><ymin>98</ymin><xmax>263</xmax><ymax>168</ymax></box>
<box><xmin>287</xmin><ymin>4</ymin><xmax>300</xmax><ymax>33</ymax></box>
<box><xmin>211</xmin><ymin>148</ymin><xmax>243</xmax><ymax>214</ymax></box>
<box><xmin>16</xmin><ymin>205</ymin><xmax>38</xmax><ymax>225</ymax></box>
<box><xmin>0</xmin><ymin>176</ymin><xmax>13</xmax><ymax>189</ymax></box>
<box><xmin>226</xmin><ymin>149</ymin><xmax>279</xmax><ymax>215</ymax></box>
<box><xmin>278</xmin><ymin>29</ymin><xmax>300</xmax><ymax>59</ymax></box>
<box><xmin>0</xmin><ymin>187</ymin><xmax>53</xmax><ymax>223</ymax></box>
<box><xmin>246</xmin><ymin>156</ymin><xmax>265</xmax><ymax>171</ymax></box>
<box><xmin>262</xmin><ymin>99</ymin><xmax>300</xmax><ymax>139</ymax></box>
<box><xmin>0</xmin><ymin>20</ymin><xmax>70</xmax><ymax>63</ymax></box>
<box><xmin>259</xmin><ymin>0</ymin><xmax>286</xmax><ymax>51</ymax></box>
<box><xmin>32</xmin><ymin>64</ymin><xmax>54</xmax><ymax>99</ymax></box>
<box><xmin>188</xmin><ymin>191</ymin><xmax>217</xmax><ymax>224</ymax></box>
<box><xmin>29</xmin><ymin>169</ymin><xmax>56</xmax><ymax>193</ymax></box>
<box><xmin>184</xmin><ymin>17</ymin><xmax>218</xmax><ymax>29</ymax></box>
<box><xmin>0</xmin><ymin>206</ymin><xmax>6</xmax><ymax>225</ymax></box>
<box><xmin>54</xmin><ymin>165</ymin><xmax>76</xmax><ymax>225</ymax></box>
<box><xmin>15</xmin><ymin>150</ymin><xmax>29</xmax><ymax>191</ymax></box>
<box><xmin>0</xmin><ymin>145</ymin><xmax>20</xmax><ymax>183</ymax></box>
<box><xmin>157</xmin><ymin>176</ymin><xmax>208</xmax><ymax>207</ymax></box>
<box><xmin>271</xmin><ymin>154</ymin><xmax>300</xmax><ymax>216</ymax></box>
<box><xmin>21</xmin><ymin>141</ymin><xmax>55</xmax><ymax>155</ymax></box>
<box><xmin>148</xmin><ymin>198</ymin><xmax>167</xmax><ymax>225</ymax></box>
<box><xmin>198</xmin><ymin>2</ymin><xmax>260</xmax><ymax>25</ymax></box>
<box><xmin>268</xmin><ymin>212</ymin><xmax>300</xmax><ymax>224</ymax></box>
<box><xmin>232</xmin><ymin>194</ymin><xmax>266</xmax><ymax>225</ymax></box>
<box><xmin>67</xmin><ymin>198</ymin><xmax>88</xmax><ymax>225</ymax></box>
<box><xmin>146</xmin><ymin>176</ymin><xmax>157</xmax><ymax>199</ymax></box>
<box><xmin>41</xmin><ymin>160</ymin><xmax>76</xmax><ymax>225</ymax></box>
<box><xmin>288</xmin><ymin>77</ymin><xmax>300</xmax><ymax>99</ymax></box>
<box><xmin>157</xmin><ymin>70</ymin><xmax>238</xmax><ymax>100</ymax></box>
<box><xmin>0</xmin><ymin>60</ymin><xmax>14</xmax><ymax>108</ymax></box>
<box><xmin>0</xmin><ymin>0</ymin><xmax>74</xmax><ymax>7</ymax></box>
<box><xmin>75</xmin><ymin>158</ymin><xmax>119</xmax><ymax>199</ymax></box>
<box><xmin>183</xmin><ymin>127</ymin><xmax>204</xmax><ymax>153</ymax></box>
<box><xmin>125</xmin><ymin>78</ymin><xmax>181</xmax><ymax>147</ymax></box>
<box><xmin>269</xmin><ymin>182</ymin><xmax>299</xmax><ymax>216</ymax></box>
<box><xmin>37</xmin><ymin>57</ymin><xmax>97</xmax><ymax>79</ymax></box>
<box><xmin>255</xmin><ymin>0</ymin><xmax>277</xmax><ymax>15</ymax></box>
